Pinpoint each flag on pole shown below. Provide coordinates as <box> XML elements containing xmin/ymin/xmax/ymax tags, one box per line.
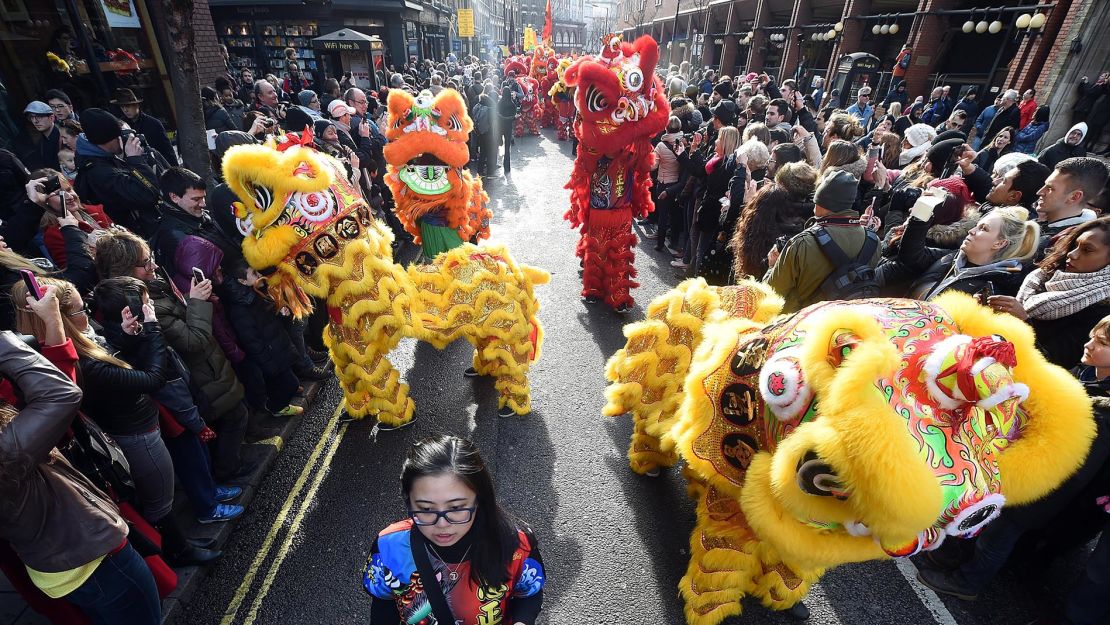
<box><xmin>542</xmin><ymin>0</ymin><xmax>553</xmax><ymax>46</ymax></box>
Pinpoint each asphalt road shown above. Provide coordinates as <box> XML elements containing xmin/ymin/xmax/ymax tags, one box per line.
<box><xmin>179</xmin><ymin>130</ymin><xmax>1098</xmax><ymax>625</ymax></box>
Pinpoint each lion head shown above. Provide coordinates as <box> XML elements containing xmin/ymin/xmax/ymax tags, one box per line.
<box><xmin>563</xmin><ymin>34</ymin><xmax>669</xmax><ymax>153</ymax></box>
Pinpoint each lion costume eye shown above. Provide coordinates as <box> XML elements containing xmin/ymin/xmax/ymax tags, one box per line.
<box><xmin>252</xmin><ymin>183</ymin><xmax>273</xmax><ymax>211</ymax></box>
<box><xmin>624</xmin><ymin>67</ymin><xmax>644</xmax><ymax>92</ymax></box>
<box><xmin>585</xmin><ymin>86</ymin><xmax>607</xmax><ymax>113</ymax></box>
<box><xmin>447</xmin><ymin>115</ymin><xmax>462</xmax><ymax>132</ymax></box>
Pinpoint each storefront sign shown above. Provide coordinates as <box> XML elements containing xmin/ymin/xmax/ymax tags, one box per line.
<box><xmin>101</xmin><ymin>0</ymin><xmax>140</xmax><ymax>28</ymax></box>
<box><xmin>320</xmin><ymin>40</ymin><xmax>364</xmax><ymax>51</ymax></box>
<box><xmin>457</xmin><ymin>9</ymin><xmax>474</xmax><ymax>37</ymax></box>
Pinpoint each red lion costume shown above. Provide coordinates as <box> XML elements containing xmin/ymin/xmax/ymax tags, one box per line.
<box><xmin>505</xmin><ymin>59</ymin><xmax>540</xmax><ymax>137</ymax></box>
<box><xmin>563</xmin><ymin>35</ymin><xmax>668</xmax><ymax>312</ymax></box>
<box><xmin>531</xmin><ymin>47</ymin><xmax>559</xmax><ymax>129</ymax></box>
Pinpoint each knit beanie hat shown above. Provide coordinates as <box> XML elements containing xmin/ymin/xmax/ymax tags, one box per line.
<box><xmin>904</xmin><ymin>123</ymin><xmax>936</xmax><ymax>148</ymax></box>
<box><xmin>284</xmin><ymin>107</ymin><xmax>314</xmax><ymax>134</ymax></box>
<box><xmin>313</xmin><ymin>118</ymin><xmax>336</xmax><ymax>137</ymax></box>
<box><xmin>297</xmin><ymin>90</ymin><xmax>318</xmax><ymax>108</ymax></box>
<box><xmin>81</xmin><ymin>108</ymin><xmax>122</xmax><ymax>145</ymax></box>
<box><xmin>814</xmin><ymin>170</ymin><xmax>859</xmax><ymax>213</ymax></box>
<box><xmin>933</xmin><ymin>129</ymin><xmax>967</xmax><ymax>144</ymax></box>
<box><xmin>927</xmin><ymin>138</ymin><xmax>965</xmax><ymax>176</ymax></box>
<box><xmin>711</xmin><ymin>99</ymin><xmax>739</xmax><ymax>126</ymax></box>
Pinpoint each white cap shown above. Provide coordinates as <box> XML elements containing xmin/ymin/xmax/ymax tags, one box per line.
<box><xmin>328</xmin><ymin>100</ymin><xmax>355</xmax><ymax>118</ymax></box>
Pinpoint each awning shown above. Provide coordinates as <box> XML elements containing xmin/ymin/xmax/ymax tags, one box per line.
<box><xmin>312</xmin><ymin>28</ymin><xmax>385</xmax><ymax>52</ymax></box>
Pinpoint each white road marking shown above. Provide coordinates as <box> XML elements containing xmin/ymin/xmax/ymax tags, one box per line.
<box><xmin>895</xmin><ymin>558</ymin><xmax>962</xmax><ymax>625</ymax></box>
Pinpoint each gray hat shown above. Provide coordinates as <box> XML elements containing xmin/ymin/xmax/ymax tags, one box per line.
<box><xmin>814</xmin><ymin>170</ymin><xmax>859</xmax><ymax>213</ymax></box>
<box><xmin>23</xmin><ymin>101</ymin><xmax>52</xmax><ymax>115</ymax></box>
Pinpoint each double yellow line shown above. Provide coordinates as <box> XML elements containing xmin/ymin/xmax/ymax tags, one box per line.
<box><xmin>220</xmin><ymin>404</ymin><xmax>349</xmax><ymax>625</ymax></box>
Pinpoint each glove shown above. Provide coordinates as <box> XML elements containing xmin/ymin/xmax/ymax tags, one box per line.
<box><xmin>198</xmin><ymin>426</ymin><xmax>218</xmax><ymax>443</ymax></box>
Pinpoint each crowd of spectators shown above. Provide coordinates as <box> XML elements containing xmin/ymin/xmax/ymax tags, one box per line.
<box><xmin>645</xmin><ymin>63</ymin><xmax>1110</xmax><ymax>625</ymax></box>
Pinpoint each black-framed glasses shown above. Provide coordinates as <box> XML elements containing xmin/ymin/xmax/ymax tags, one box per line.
<box><xmin>65</xmin><ymin>302</ymin><xmax>91</xmax><ymax>317</ymax></box>
<box><xmin>136</xmin><ymin>257</ymin><xmax>155</xmax><ymax>269</ymax></box>
<box><xmin>408</xmin><ymin>507</ymin><xmax>476</xmax><ymax>526</ymax></box>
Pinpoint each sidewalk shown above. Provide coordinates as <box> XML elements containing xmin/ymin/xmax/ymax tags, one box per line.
<box><xmin>0</xmin><ymin>380</ymin><xmax>324</xmax><ymax>625</ymax></box>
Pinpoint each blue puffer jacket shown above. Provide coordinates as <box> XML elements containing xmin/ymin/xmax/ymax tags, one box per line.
<box><xmin>1014</xmin><ymin>121</ymin><xmax>1049</xmax><ymax>154</ymax></box>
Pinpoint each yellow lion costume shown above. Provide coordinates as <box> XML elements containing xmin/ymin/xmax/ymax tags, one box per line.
<box><xmin>382</xmin><ymin>88</ymin><xmax>492</xmax><ymax>258</ymax></box>
<box><xmin>222</xmin><ymin>137</ymin><xmax>549</xmax><ymax>428</ymax></box>
<box><xmin>605</xmin><ymin>279</ymin><xmax>1095</xmax><ymax>624</ymax></box>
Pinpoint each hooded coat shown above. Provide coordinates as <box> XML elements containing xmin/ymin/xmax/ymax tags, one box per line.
<box><xmin>1039</xmin><ymin>123</ymin><xmax>1088</xmax><ymax>169</ymax></box>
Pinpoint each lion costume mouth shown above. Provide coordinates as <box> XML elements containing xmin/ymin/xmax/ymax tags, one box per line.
<box><xmin>398</xmin><ymin>153</ymin><xmax>453</xmax><ymax>195</ymax></box>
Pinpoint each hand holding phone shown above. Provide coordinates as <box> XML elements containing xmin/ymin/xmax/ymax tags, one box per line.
<box><xmin>192</xmin><ymin>267</ymin><xmax>206</xmax><ymax>284</ymax></box>
<box><xmin>20</xmin><ymin>269</ymin><xmax>43</xmax><ymax>300</ymax></box>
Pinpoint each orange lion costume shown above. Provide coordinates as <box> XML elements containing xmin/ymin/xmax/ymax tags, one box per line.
<box><xmin>563</xmin><ymin>35</ymin><xmax>669</xmax><ymax>312</ymax></box>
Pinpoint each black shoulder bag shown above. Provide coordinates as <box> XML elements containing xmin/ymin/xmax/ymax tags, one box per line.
<box><xmin>410</xmin><ymin>528</ymin><xmax>458</xmax><ymax>625</ymax></box>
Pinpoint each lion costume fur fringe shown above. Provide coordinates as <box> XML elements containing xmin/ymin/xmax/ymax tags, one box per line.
<box><xmin>605</xmin><ymin>278</ymin><xmax>1095</xmax><ymax>625</ymax></box>
<box><xmin>223</xmin><ymin>140</ymin><xmax>549</xmax><ymax>427</ymax></box>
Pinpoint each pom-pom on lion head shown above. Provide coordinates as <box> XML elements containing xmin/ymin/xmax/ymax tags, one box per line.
<box><xmin>564</xmin><ymin>34</ymin><xmax>669</xmax><ymax>154</ymax></box>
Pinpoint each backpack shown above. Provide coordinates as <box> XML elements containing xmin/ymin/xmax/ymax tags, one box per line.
<box><xmin>812</xmin><ymin>226</ymin><xmax>880</xmax><ymax>300</ymax></box>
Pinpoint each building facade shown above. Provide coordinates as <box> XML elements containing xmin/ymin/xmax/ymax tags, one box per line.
<box><xmin>615</xmin><ymin>0</ymin><xmax>1106</xmax><ymax>146</ymax></box>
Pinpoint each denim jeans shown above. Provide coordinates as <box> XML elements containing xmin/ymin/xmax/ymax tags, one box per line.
<box><xmin>64</xmin><ymin>542</ymin><xmax>161</xmax><ymax>625</ymax></box>
<box><xmin>163</xmin><ymin>431</ymin><xmax>217</xmax><ymax>517</ymax></box>
<box><xmin>112</xmin><ymin>429</ymin><xmax>174</xmax><ymax>523</ymax></box>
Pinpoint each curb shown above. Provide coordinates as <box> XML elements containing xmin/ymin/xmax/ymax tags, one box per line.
<box><xmin>160</xmin><ymin>380</ymin><xmax>324</xmax><ymax>625</ymax></box>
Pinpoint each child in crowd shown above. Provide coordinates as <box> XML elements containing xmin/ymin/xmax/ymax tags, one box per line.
<box><xmin>57</xmin><ymin>148</ymin><xmax>76</xmax><ymax>180</ymax></box>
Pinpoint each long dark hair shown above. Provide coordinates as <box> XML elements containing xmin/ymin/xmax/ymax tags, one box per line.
<box><xmin>401</xmin><ymin>436</ymin><xmax>519</xmax><ymax>587</ymax></box>
<box><xmin>1038</xmin><ymin>216</ymin><xmax>1110</xmax><ymax>273</ymax></box>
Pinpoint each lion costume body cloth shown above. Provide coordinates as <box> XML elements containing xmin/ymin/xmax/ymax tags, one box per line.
<box><xmin>381</xmin><ymin>88</ymin><xmax>492</xmax><ymax>259</ymax></box>
<box><xmin>605</xmin><ymin>279</ymin><xmax>1095</xmax><ymax>625</ymax></box>
<box><xmin>563</xmin><ymin>35</ymin><xmax>669</xmax><ymax>310</ymax></box>
<box><xmin>221</xmin><ymin>137</ymin><xmax>549</xmax><ymax>428</ymax></box>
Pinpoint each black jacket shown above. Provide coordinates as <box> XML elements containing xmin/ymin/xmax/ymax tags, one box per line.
<box><xmin>1032</xmin><ymin>303</ymin><xmax>1110</xmax><ymax>370</ymax></box>
<box><xmin>1039</xmin><ymin>138</ymin><xmax>1087</xmax><ymax>170</ymax></box>
<box><xmin>218</xmin><ymin>278</ymin><xmax>296</xmax><ymax>376</ymax></box>
<box><xmin>73</xmin><ymin>142</ymin><xmax>162</xmax><ymax>239</ymax></box>
<box><xmin>696</xmin><ymin>156</ymin><xmax>738</xmax><ymax>231</ymax></box>
<box><xmin>78</xmin><ymin>322</ymin><xmax>168</xmax><ymax>436</ymax></box>
<box><xmin>153</xmin><ymin>202</ymin><xmax>240</xmax><ymax>269</ymax></box>
<box><xmin>122</xmin><ymin>111</ymin><xmax>178</xmax><ymax>166</ymax></box>
<box><xmin>10</xmin><ymin>126</ymin><xmax>62</xmax><ymax>172</ymax></box>
<box><xmin>982</xmin><ymin>104</ymin><xmax>1022</xmax><ymax>147</ymax></box>
<box><xmin>204</xmin><ymin>103</ymin><xmax>239</xmax><ymax>134</ymax></box>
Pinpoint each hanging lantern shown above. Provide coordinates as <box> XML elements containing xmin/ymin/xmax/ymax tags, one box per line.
<box><xmin>1029</xmin><ymin>12</ymin><xmax>1046</xmax><ymax>29</ymax></box>
<box><xmin>826</xmin><ymin>29</ymin><xmax>835</xmax><ymax>39</ymax></box>
<box><xmin>962</xmin><ymin>20</ymin><xmax>975</xmax><ymax>33</ymax></box>
<box><xmin>1015</xmin><ymin>13</ymin><xmax>1032</xmax><ymax>29</ymax></box>
<box><xmin>988</xmin><ymin>20</ymin><xmax>1002</xmax><ymax>34</ymax></box>
<box><xmin>889</xmin><ymin>23</ymin><xmax>900</xmax><ymax>34</ymax></box>
<box><xmin>873</xmin><ymin>24</ymin><xmax>882</xmax><ymax>35</ymax></box>
<box><xmin>834</xmin><ymin>21</ymin><xmax>844</xmax><ymax>32</ymax></box>
<box><xmin>975</xmin><ymin>20</ymin><xmax>988</xmax><ymax>33</ymax></box>
<box><xmin>879</xmin><ymin>24</ymin><xmax>888</xmax><ymax>34</ymax></box>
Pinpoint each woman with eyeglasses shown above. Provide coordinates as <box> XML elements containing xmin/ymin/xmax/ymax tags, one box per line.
<box><xmin>364</xmin><ymin>435</ymin><xmax>545</xmax><ymax>625</ymax></box>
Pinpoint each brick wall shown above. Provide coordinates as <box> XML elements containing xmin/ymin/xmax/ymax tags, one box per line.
<box><xmin>902</xmin><ymin>0</ymin><xmax>955</xmax><ymax>98</ymax></box>
<box><xmin>193</xmin><ymin>0</ymin><xmax>226</xmax><ymax>89</ymax></box>
<box><xmin>1038</xmin><ymin>0</ymin><xmax>1110</xmax><ymax>146</ymax></box>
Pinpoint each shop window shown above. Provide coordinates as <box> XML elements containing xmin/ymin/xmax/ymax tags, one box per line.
<box><xmin>0</xmin><ymin>0</ymin><xmax>177</xmax><ymax>145</ymax></box>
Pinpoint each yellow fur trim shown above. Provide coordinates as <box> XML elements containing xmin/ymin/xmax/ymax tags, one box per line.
<box><xmin>933</xmin><ymin>291</ymin><xmax>1096</xmax><ymax>505</ymax></box>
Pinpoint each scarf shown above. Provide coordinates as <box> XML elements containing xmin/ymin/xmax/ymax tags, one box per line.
<box><xmin>899</xmin><ymin>141</ymin><xmax>930</xmax><ymax>166</ymax></box>
<box><xmin>1017</xmin><ymin>264</ymin><xmax>1110</xmax><ymax>320</ymax></box>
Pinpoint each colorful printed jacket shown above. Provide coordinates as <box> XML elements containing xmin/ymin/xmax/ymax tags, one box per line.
<box><xmin>363</xmin><ymin>520</ymin><xmax>545</xmax><ymax>625</ymax></box>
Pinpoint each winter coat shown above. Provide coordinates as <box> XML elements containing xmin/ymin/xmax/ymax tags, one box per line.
<box><xmin>894</xmin><ymin>217</ymin><xmax>1027</xmax><ymax>300</ymax></box>
<box><xmin>120</xmin><ymin>111</ymin><xmax>178</xmax><ymax>166</ymax></box>
<box><xmin>153</xmin><ymin>202</ymin><xmax>241</xmax><ymax>271</ymax></box>
<box><xmin>695</xmin><ymin>155</ymin><xmax>737</xmax><ymax>231</ymax></box>
<box><xmin>73</xmin><ymin>137</ymin><xmax>162</xmax><ymax>238</ymax></box>
<box><xmin>1015</xmin><ymin>121</ymin><xmax>1049</xmax><ymax>154</ymax></box>
<box><xmin>147</xmin><ymin>278</ymin><xmax>245</xmax><ymax>418</ymax></box>
<box><xmin>0</xmin><ymin>335</ymin><xmax>126</xmax><ymax>575</ymax></box>
<box><xmin>218</xmin><ymin>277</ymin><xmax>297</xmax><ymax>376</ymax></box>
<box><xmin>982</xmin><ymin>104</ymin><xmax>1022</xmax><ymax>147</ymax></box>
<box><xmin>204</xmin><ymin>103</ymin><xmax>238</xmax><ymax>134</ymax></box>
<box><xmin>78</xmin><ymin>322</ymin><xmax>168</xmax><ymax>436</ymax></box>
<box><xmin>1039</xmin><ymin>123</ymin><xmax>1088</xmax><ymax>169</ymax></box>
<box><xmin>763</xmin><ymin>213</ymin><xmax>881</xmax><ymax>314</ymax></box>
<box><xmin>1073</xmin><ymin>81</ymin><xmax>1109</xmax><ymax>117</ymax></box>
<box><xmin>1019</xmin><ymin>98</ymin><xmax>1038</xmax><ymax>129</ymax></box>
<box><xmin>168</xmin><ymin>235</ymin><xmax>245</xmax><ymax>366</ymax></box>
<box><xmin>9</xmin><ymin>125</ymin><xmax>61</xmax><ymax>172</ymax></box>
<box><xmin>0</xmin><ymin>223</ymin><xmax>97</xmax><ymax>332</ymax></box>
<box><xmin>953</xmin><ymin>98</ymin><xmax>979</xmax><ymax>134</ymax></box>
<box><xmin>883</xmin><ymin>82</ymin><xmax>908</xmax><ymax>109</ymax></box>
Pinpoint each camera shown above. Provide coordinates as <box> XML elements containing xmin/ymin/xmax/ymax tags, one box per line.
<box><xmin>120</xmin><ymin>128</ymin><xmax>148</xmax><ymax>149</ymax></box>
<box><xmin>262</xmin><ymin>117</ymin><xmax>277</xmax><ymax>128</ymax></box>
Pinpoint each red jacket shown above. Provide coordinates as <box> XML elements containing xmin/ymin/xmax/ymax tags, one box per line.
<box><xmin>1019</xmin><ymin>98</ymin><xmax>1038</xmax><ymax>129</ymax></box>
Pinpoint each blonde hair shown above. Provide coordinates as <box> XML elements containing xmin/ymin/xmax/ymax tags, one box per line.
<box><xmin>715</xmin><ymin>126</ymin><xmax>741</xmax><ymax>157</ymax></box>
<box><xmin>992</xmin><ymin>205</ymin><xmax>1041</xmax><ymax>262</ymax></box>
<box><xmin>11</xmin><ymin>277</ymin><xmax>131</xmax><ymax>369</ymax></box>
<box><xmin>742</xmin><ymin>122</ymin><xmax>770</xmax><ymax>145</ymax></box>
<box><xmin>825</xmin><ymin>112</ymin><xmax>864</xmax><ymax>141</ymax></box>
<box><xmin>889</xmin><ymin>102</ymin><xmax>902</xmax><ymax>117</ymax></box>
<box><xmin>1092</xmin><ymin>315</ymin><xmax>1110</xmax><ymax>346</ymax></box>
